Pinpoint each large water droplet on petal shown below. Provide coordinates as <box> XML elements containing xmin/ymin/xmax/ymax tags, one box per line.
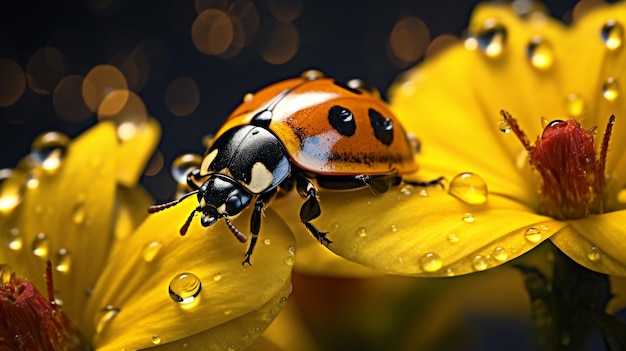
<box><xmin>355</xmin><ymin>227</ymin><xmax>367</xmax><ymax>238</ymax></box>
<box><xmin>492</xmin><ymin>246</ymin><xmax>509</xmax><ymax>261</ymax></box>
<box><xmin>601</xmin><ymin>19</ymin><xmax>624</xmax><ymax>50</ymax></box>
<box><xmin>524</xmin><ymin>227</ymin><xmax>542</xmax><ymax>243</ymax></box>
<box><xmin>602</xmin><ymin>77</ymin><xmax>619</xmax><ymax>101</ymax></box>
<box><xmin>96</xmin><ymin>305</ymin><xmax>120</xmax><ymax>333</ymax></box>
<box><xmin>31</xmin><ymin>232</ymin><xmax>49</xmax><ymax>258</ymax></box>
<box><xmin>55</xmin><ymin>248</ymin><xmax>71</xmax><ymax>273</ymax></box>
<box><xmin>5</xmin><ymin>228</ymin><xmax>23</xmax><ymax>251</ymax></box>
<box><xmin>171</xmin><ymin>153</ymin><xmax>203</xmax><ymax>186</ymax></box>
<box><xmin>152</xmin><ymin>334</ymin><xmax>161</xmax><ymax>345</ymax></box>
<box><xmin>419</xmin><ymin>252</ymin><xmax>443</xmax><ymax>272</ymax></box>
<box><xmin>526</xmin><ymin>36</ymin><xmax>554</xmax><ymax>70</ymax></box>
<box><xmin>169</xmin><ymin>272</ymin><xmax>202</xmax><ymax>307</ymax></box>
<box><xmin>472</xmin><ymin>255</ymin><xmax>488</xmax><ymax>271</ymax></box>
<box><xmin>448</xmin><ymin>172</ymin><xmax>488</xmax><ymax>205</ymax></box>
<box><xmin>469</xmin><ymin>19</ymin><xmax>507</xmax><ymax>58</ymax></box>
<box><xmin>0</xmin><ymin>264</ymin><xmax>13</xmax><ymax>284</ymax></box>
<box><xmin>0</xmin><ymin>169</ymin><xmax>25</xmax><ymax>214</ymax></box>
<box><xmin>30</xmin><ymin>131</ymin><xmax>70</xmax><ymax>174</ymax></box>
<box><xmin>587</xmin><ymin>246</ymin><xmax>601</xmax><ymax>262</ymax></box>
<box><xmin>462</xmin><ymin>212</ymin><xmax>475</xmax><ymax>223</ymax></box>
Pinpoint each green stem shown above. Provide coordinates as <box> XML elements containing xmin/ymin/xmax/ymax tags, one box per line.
<box><xmin>515</xmin><ymin>241</ymin><xmax>626</xmax><ymax>350</ymax></box>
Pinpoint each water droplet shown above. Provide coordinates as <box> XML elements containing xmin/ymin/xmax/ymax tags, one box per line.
<box><xmin>284</xmin><ymin>256</ymin><xmax>294</xmax><ymax>266</ymax></box>
<box><xmin>539</xmin><ymin>224</ymin><xmax>549</xmax><ymax>231</ymax></box>
<box><xmin>472</xmin><ymin>255</ymin><xmax>488</xmax><ymax>271</ymax></box>
<box><xmin>171</xmin><ymin>154</ymin><xmax>203</xmax><ymax>186</ymax></box>
<box><xmin>30</xmin><ymin>131</ymin><xmax>70</xmax><ymax>174</ymax></box>
<box><xmin>356</xmin><ymin>227</ymin><xmax>367</xmax><ymax>238</ymax></box>
<box><xmin>492</xmin><ymin>246</ymin><xmax>509</xmax><ymax>261</ymax></box>
<box><xmin>498</xmin><ymin>119</ymin><xmax>511</xmax><ymax>133</ymax></box>
<box><xmin>472</xmin><ymin>19</ymin><xmax>507</xmax><ymax>58</ymax></box>
<box><xmin>31</xmin><ymin>232</ymin><xmax>49</xmax><ymax>258</ymax></box>
<box><xmin>243</xmin><ymin>93</ymin><xmax>254</xmax><ymax>103</ymax></box>
<box><xmin>263</xmin><ymin>238</ymin><xmax>271</xmax><ymax>245</ymax></box>
<box><xmin>142</xmin><ymin>241</ymin><xmax>162</xmax><ymax>262</ymax></box>
<box><xmin>390</xmin><ymin>225</ymin><xmax>398</xmax><ymax>233</ymax></box>
<box><xmin>213</xmin><ymin>273</ymin><xmax>222</xmax><ymax>282</ymax></box>
<box><xmin>587</xmin><ymin>246</ymin><xmax>601</xmax><ymax>262</ymax></box>
<box><xmin>0</xmin><ymin>264</ymin><xmax>14</xmax><ymax>284</ymax></box>
<box><xmin>445</xmin><ymin>268</ymin><xmax>455</xmax><ymax>277</ymax></box>
<box><xmin>419</xmin><ymin>252</ymin><xmax>443</xmax><ymax>272</ymax></box>
<box><xmin>602</xmin><ymin>77</ymin><xmax>619</xmax><ymax>101</ymax></box>
<box><xmin>169</xmin><ymin>273</ymin><xmax>202</xmax><ymax>306</ymax></box>
<box><xmin>287</xmin><ymin>245</ymin><xmax>296</xmax><ymax>256</ymax></box>
<box><xmin>447</xmin><ymin>233</ymin><xmax>460</xmax><ymax>244</ymax></box>
<box><xmin>72</xmin><ymin>201</ymin><xmax>86</xmax><ymax>224</ymax></box>
<box><xmin>601</xmin><ymin>19</ymin><xmax>624</xmax><ymax>50</ymax></box>
<box><xmin>223</xmin><ymin>308</ymin><xmax>233</xmax><ymax>316</ymax></box>
<box><xmin>301</xmin><ymin>69</ymin><xmax>324</xmax><ymax>80</ymax></box>
<box><xmin>417</xmin><ymin>188</ymin><xmax>429</xmax><ymax>197</ymax></box>
<box><xmin>526</xmin><ymin>36</ymin><xmax>553</xmax><ymax>69</ymax></box>
<box><xmin>448</xmin><ymin>172</ymin><xmax>488</xmax><ymax>205</ymax></box>
<box><xmin>0</xmin><ymin>169</ymin><xmax>25</xmax><ymax>213</ymax></box>
<box><xmin>6</xmin><ymin>228</ymin><xmax>23</xmax><ymax>251</ymax></box>
<box><xmin>462</xmin><ymin>213</ymin><xmax>475</xmax><ymax>223</ymax></box>
<box><xmin>96</xmin><ymin>305</ymin><xmax>120</xmax><ymax>333</ymax></box>
<box><xmin>152</xmin><ymin>334</ymin><xmax>161</xmax><ymax>345</ymax></box>
<box><xmin>55</xmin><ymin>248</ymin><xmax>71</xmax><ymax>273</ymax></box>
<box><xmin>400</xmin><ymin>184</ymin><xmax>413</xmax><ymax>195</ymax></box>
<box><xmin>565</xmin><ymin>93</ymin><xmax>585</xmax><ymax>117</ymax></box>
<box><xmin>524</xmin><ymin>227</ymin><xmax>542</xmax><ymax>243</ymax></box>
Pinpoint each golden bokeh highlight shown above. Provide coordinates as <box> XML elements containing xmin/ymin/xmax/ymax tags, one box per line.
<box><xmin>259</xmin><ymin>21</ymin><xmax>299</xmax><ymax>65</ymax></box>
<box><xmin>192</xmin><ymin>9</ymin><xmax>234</xmax><ymax>56</ymax></box>
<box><xmin>97</xmin><ymin>89</ymin><xmax>148</xmax><ymax>140</ymax></box>
<box><xmin>165</xmin><ymin>76</ymin><xmax>200</xmax><ymax>117</ymax></box>
<box><xmin>53</xmin><ymin>75</ymin><xmax>92</xmax><ymax>122</ymax></box>
<box><xmin>388</xmin><ymin>16</ymin><xmax>430</xmax><ymax>67</ymax></box>
<box><xmin>26</xmin><ymin>47</ymin><xmax>66</xmax><ymax>95</ymax></box>
<box><xmin>144</xmin><ymin>150</ymin><xmax>164</xmax><ymax>177</ymax></box>
<box><xmin>425</xmin><ymin>34</ymin><xmax>461</xmax><ymax>59</ymax></box>
<box><xmin>82</xmin><ymin>64</ymin><xmax>129</xmax><ymax>112</ymax></box>
<box><xmin>0</xmin><ymin>58</ymin><xmax>26</xmax><ymax>107</ymax></box>
<box><xmin>268</xmin><ymin>0</ymin><xmax>303</xmax><ymax>22</ymax></box>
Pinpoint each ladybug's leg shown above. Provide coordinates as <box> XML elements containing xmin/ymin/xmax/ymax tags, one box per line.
<box><xmin>296</xmin><ymin>176</ymin><xmax>331</xmax><ymax>246</ymax></box>
<box><xmin>243</xmin><ymin>189</ymin><xmax>277</xmax><ymax>265</ymax></box>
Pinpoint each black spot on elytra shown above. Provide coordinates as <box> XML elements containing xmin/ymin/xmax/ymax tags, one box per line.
<box><xmin>328</xmin><ymin>105</ymin><xmax>356</xmax><ymax>136</ymax></box>
<box><xmin>368</xmin><ymin>108</ymin><xmax>393</xmax><ymax>146</ymax></box>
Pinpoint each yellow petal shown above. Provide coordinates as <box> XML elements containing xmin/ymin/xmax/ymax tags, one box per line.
<box><xmin>116</xmin><ymin>118</ymin><xmax>161</xmax><ymax>187</ymax></box>
<box><xmin>550</xmin><ymin>211</ymin><xmax>626</xmax><ymax>276</ymax></box>
<box><xmin>109</xmin><ymin>185</ymin><xmax>154</xmax><ymax>255</ymax></box>
<box><xmin>0</xmin><ymin>122</ymin><xmax>118</xmax><ymax>323</ymax></box>
<box><xmin>85</xmin><ymin>197</ymin><xmax>295</xmax><ymax>350</ymax></box>
<box><xmin>275</xmin><ymin>185</ymin><xmax>565</xmax><ymax>276</ymax></box>
<box><xmin>272</xmin><ymin>191</ymin><xmax>383</xmax><ymax>277</ymax></box>
<box><xmin>150</xmin><ymin>279</ymin><xmax>292</xmax><ymax>351</ymax></box>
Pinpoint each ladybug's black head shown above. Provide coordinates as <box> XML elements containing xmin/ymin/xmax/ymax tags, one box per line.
<box><xmin>197</xmin><ymin>174</ymin><xmax>252</xmax><ymax>226</ymax></box>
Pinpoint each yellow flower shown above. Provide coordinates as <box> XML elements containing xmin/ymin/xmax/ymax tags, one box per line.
<box><xmin>269</xmin><ymin>2</ymin><xmax>626</xmax><ymax>279</ymax></box>
<box><xmin>0</xmin><ymin>119</ymin><xmax>295</xmax><ymax>350</ymax></box>
<box><xmin>386</xmin><ymin>2</ymin><xmax>626</xmax><ymax>276</ymax></box>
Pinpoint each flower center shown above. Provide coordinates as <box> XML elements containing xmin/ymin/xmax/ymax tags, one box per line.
<box><xmin>0</xmin><ymin>262</ymin><xmax>86</xmax><ymax>350</ymax></box>
<box><xmin>500</xmin><ymin>110</ymin><xmax>615</xmax><ymax>220</ymax></box>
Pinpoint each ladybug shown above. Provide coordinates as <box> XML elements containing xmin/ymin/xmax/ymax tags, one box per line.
<box><xmin>149</xmin><ymin>70</ymin><xmax>441</xmax><ymax>265</ymax></box>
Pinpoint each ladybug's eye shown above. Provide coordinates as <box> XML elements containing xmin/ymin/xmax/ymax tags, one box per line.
<box><xmin>328</xmin><ymin>105</ymin><xmax>356</xmax><ymax>136</ymax></box>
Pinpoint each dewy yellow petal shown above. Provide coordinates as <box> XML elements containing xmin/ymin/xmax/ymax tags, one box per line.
<box><xmin>85</xmin><ymin>197</ymin><xmax>295</xmax><ymax>350</ymax></box>
<box><xmin>550</xmin><ymin>211</ymin><xmax>626</xmax><ymax>276</ymax></box>
<box><xmin>274</xmin><ymin>185</ymin><xmax>565</xmax><ymax>276</ymax></box>
<box><xmin>150</xmin><ymin>279</ymin><xmax>292</xmax><ymax>351</ymax></box>
<box><xmin>115</xmin><ymin>117</ymin><xmax>161</xmax><ymax>187</ymax></box>
<box><xmin>109</xmin><ymin>185</ymin><xmax>154</xmax><ymax>255</ymax></box>
<box><xmin>0</xmin><ymin>122</ymin><xmax>118</xmax><ymax>324</ymax></box>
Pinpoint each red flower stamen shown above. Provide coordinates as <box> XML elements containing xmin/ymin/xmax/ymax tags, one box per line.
<box><xmin>501</xmin><ymin>110</ymin><xmax>615</xmax><ymax>219</ymax></box>
<box><xmin>0</xmin><ymin>262</ymin><xmax>87</xmax><ymax>351</ymax></box>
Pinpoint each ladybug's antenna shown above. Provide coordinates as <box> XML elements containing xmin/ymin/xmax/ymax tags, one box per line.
<box><xmin>223</xmin><ymin>216</ymin><xmax>248</xmax><ymax>243</ymax></box>
<box><xmin>147</xmin><ymin>190</ymin><xmax>199</xmax><ymax>214</ymax></box>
